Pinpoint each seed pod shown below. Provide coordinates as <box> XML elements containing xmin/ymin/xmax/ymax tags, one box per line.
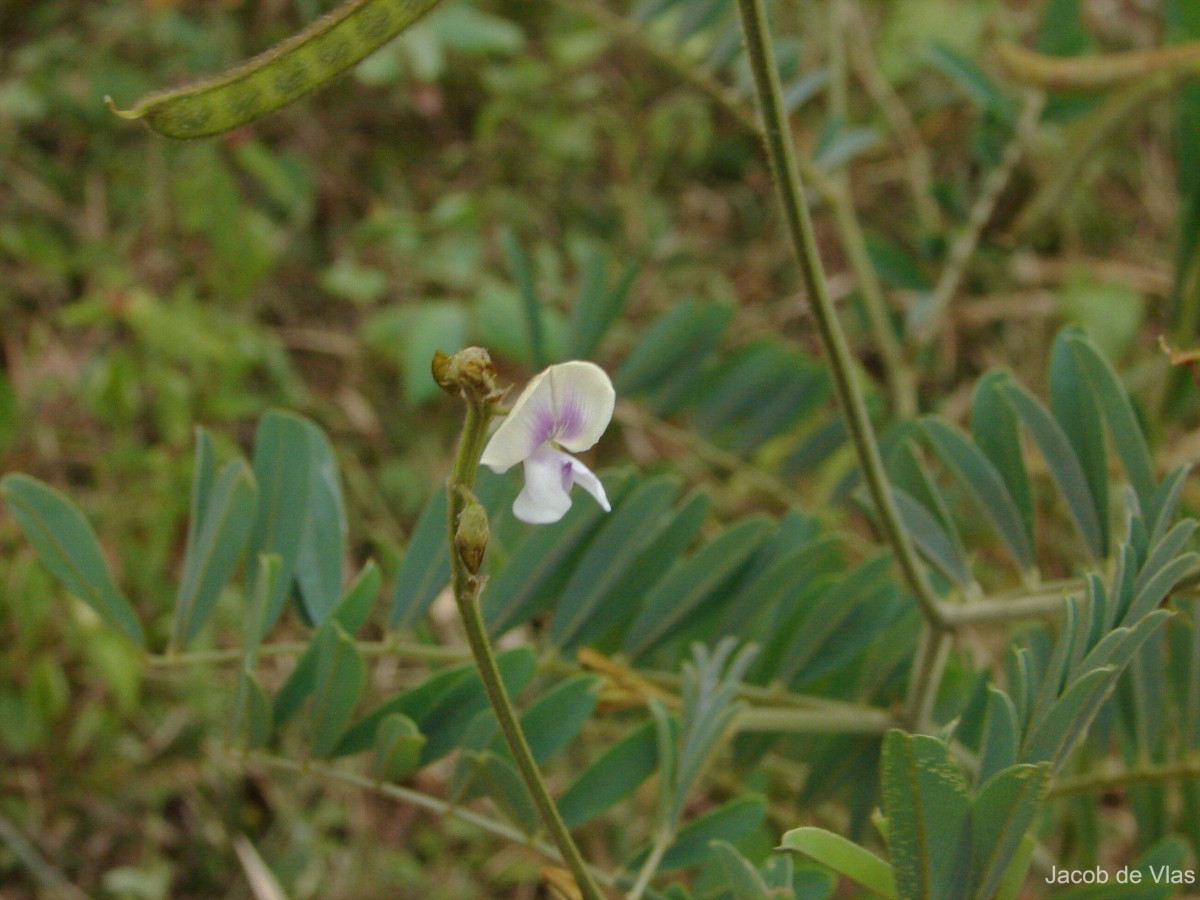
<box><xmin>107</xmin><ymin>0</ymin><xmax>443</xmax><ymax>139</ymax></box>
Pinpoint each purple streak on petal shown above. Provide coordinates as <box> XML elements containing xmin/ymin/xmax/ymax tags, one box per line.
<box><xmin>528</xmin><ymin>403</ymin><xmax>557</xmax><ymax>450</ymax></box>
<box><xmin>560</xmin><ymin>458</ymin><xmax>574</xmax><ymax>491</ymax></box>
<box><xmin>554</xmin><ymin>394</ymin><xmax>585</xmax><ymax>442</ymax></box>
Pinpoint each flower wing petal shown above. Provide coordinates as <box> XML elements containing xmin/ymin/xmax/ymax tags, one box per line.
<box><xmin>566</xmin><ymin>455</ymin><xmax>610</xmax><ymax>512</ymax></box>
<box><xmin>549</xmin><ymin>361</ymin><xmax>616</xmax><ymax>453</ymax></box>
<box><xmin>480</xmin><ymin>368</ymin><xmax>554</xmax><ymax>472</ymax></box>
<box><xmin>512</xmin><ymin>448</ymin><xmax>574</xmax><ymax>524</ymax></box>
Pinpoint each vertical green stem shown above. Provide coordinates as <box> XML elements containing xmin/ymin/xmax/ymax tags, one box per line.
<box><xmin>733</xmin><ymin>0</ymin><xmax>944</xmax><ymax>628</ymax></box>
<box><xmin>446</xmin><ymin>396</ymin><xmax>607</xmax><ymax>900</ymax></box>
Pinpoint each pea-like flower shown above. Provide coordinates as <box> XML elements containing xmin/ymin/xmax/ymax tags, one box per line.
<box><xmin>481</xmin><ymin>361</ymin><xmax>615</xmax><ymax>524</ymax></box>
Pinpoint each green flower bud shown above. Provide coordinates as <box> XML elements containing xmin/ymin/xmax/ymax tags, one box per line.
<box><xmin>455</xmin><ymin>489</ymin><xmax>490</xmax><ymax>575</ymax></box>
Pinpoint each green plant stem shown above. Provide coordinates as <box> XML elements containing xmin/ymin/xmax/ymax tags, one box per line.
<box><xmin>556</xmin><ymin>0</ymin><xmax>916</xmax><ymax>416</ymax></box>
<box><xmin>903</xmin><ymin>624</ymin><xmax>951</xmax><ymax>731</ymax></box>
<box><xmin>144</xmin><ymin>639</ymin><xmax>468</xmax><ymax>668</ymax></box>
<box><xmin>239</xmin><ymin>752</ymin><xmax>618</xmax><ymax>889</ymax></box>
<box><xmin>447</xmin><ymin>397</ymin><xmax>606</xmax><ymax>900</ymax></box>
<box><xmin>735</xmin><ymin>704</ymin><xmax>893</xmax><ymax>734</ymax></box>
<box><xmin>942</xmin><ymin>592</ymin><xmax>1067</xmax><ymax>625</ymax></box>
<box><xmin>733</xmin><ymin>0</ymin><xmax>943</xmax><ymax>630</ymax></box>
<box><xmin>628</xmin><ymin>829</ymin><xmax>673</xmax><ymax>900</ymax></box>
<box><xmin>1050</xmin><ymin>757</ymin><xmax>1200</xmax><ymax>796</ymax></box>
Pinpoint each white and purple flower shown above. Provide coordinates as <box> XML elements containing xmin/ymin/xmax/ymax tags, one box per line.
<box><xmin>481</xmin><ymin>361</ymin><xmax>615</xmax><ymax>524</ymax></box>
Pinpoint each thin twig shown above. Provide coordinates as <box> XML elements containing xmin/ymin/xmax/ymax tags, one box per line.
<box><xmin>1049</xmin><ymin>757</ymin><xmax>1200</xmax><ymax>797</ymax></box>
<box><xmin>239</xmin><ymin>752</ymin><xmax>619</xmax><ymax>888</ymax></box>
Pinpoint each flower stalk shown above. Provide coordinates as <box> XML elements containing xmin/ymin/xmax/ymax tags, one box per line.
<box><xmin>435</xmin><ymin>348</ymin><xmax>607</xmax><ymax>900</ymax></box>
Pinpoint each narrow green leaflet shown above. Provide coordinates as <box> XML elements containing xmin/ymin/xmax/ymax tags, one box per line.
<box><xmin>1050</xmin><ymin>330</ymin><xmax>1110</xmax><ymax>558</ymax></box>
<box><xmin>389</xmin><ymin>487</ymin><xmax>450</xmax><ymax>627</ymax></box>
<box><xmin>922</xmin><ymin>417</ymin><xmax>1035</xmax><ymax>572</ymax></box>
<box><xmin>173</xmin><ymin>460</ymin><xmax>258</xmax><ymax>647</ymax></box>
<box><xmin>1065</xmin><ymin>333</ymin><xmax>1157</xmax><ymax>513</ymax></box>
<box><xmin>373</xmin><ymin>712</ymin><xmax>425</xmax><ymax>782</ymax></box>
<box><xmin>969</xmin><ymin>764</ymin><xmax>1051</xmax><ymax>900</ymax></box>
<box><xmin>268</xmin><ymin>562</ymin><xmax>381</xmax><ymax>727</ymax></box>
<box><xmin>889</xmin><ymin>486</ymin><xmax>972</xmax><ymax>589</ymax></box>
<box><xmin>559</xmin><ymin>721</ymin><xmax>658</xmax><ymax>829</ymax></box>
<box><xmin>1</xmin><ymin>474</ymin><xmax>144</xmax><ymax>646</ymax></box>
<box><xmin>235</xmin><ymin>668</ymin><xmax>274</xmax><ymax>750</ymax></box>
<box><xmin>294</xmin><ymin>420</ymin><xmax>347</xmax><ymax>625</ymax></box>
<box><xmin>779</xmin><ymin>827</ymin><xmax>897</xmax><ymax>899</ymax></box>
<box><xmin>882</xmin><ymin>731</ymin><xmax>973</xmax><ymax>900</ymax></box>
<box><xmin>977</xmin><ymin>687</ymin><xmax>1021</xmax><ymax>784</ymax></box>
<box><xmin>998</xmin><ymin>378</ymin><xmax>1105</xmax><ymax>560</ymax></box>
<box><xmin>182</xmin><ymin>428</ymin><xmax>217</xmax><ymax>569</ymax></box>
<box><xmin>971</xmin><ymin>370</ymin><xmax>1034</xmax><ymax>544</ymax></box>
<box><xmin>504</xmin><ymin>674</ymin><xmax>599</xmax><ymax>765</ymax></box>
<box><xmin>332</xmin><ymin>663</ymin><xmax>470</xmax><ymax>754</ymax></box>
<box><xmin>710</xmin><ymin>840</ymin><xmax>776</xmax><ymax>899</ymax></box>
<box><xmin>464</xmin><ymin>750</ymin><xmax>538</xmax><ymax>834</ymax></box>
<box><xmin>309</xmin><ymin>623</ymin><xmax>367</xmax><ymax>758</ymax></box>
<box><xmin>248</xmin><ymin>410</ymin><xmax>314</xmax><ymax>629</ymax></box>
<box><xmin>623</xmin><ymin>516</ymin><xmax>773</xmax><ymax>658</ymax></box>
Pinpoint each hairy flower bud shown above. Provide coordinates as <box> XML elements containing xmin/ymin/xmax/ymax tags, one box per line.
<box><xmin>431</xmin><ymin>347</ymin><xmax>503</xmax><ymax>405</ymax></box>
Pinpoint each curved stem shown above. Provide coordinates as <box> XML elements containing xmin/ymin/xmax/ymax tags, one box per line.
<box><xmin>239</xmin><ymin>752</ymin><xmax>618</xmax><ymax>888</ymax></box>
<box><xmin>1049</xmin><ymin>757</ymin><xmax>1200</xmax><ymax>797</ymax></box>
<box><xmin>628</xmin><ymin>830</ymin><xmax>673</xmax><ymax>900</ymax></box>
<box><xmin>733</xmin><ymin>0</ymin><xmax>944</xmax><ymax>629</ymax></box>
<box><xmin>447</xmin><ymin>394</ymin><xmax>607</xmax><ymax>900</ymax></box>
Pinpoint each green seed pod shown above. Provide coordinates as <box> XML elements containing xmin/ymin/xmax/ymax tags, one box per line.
<box><xmin>107</xmin><ymin>0</ymin><xmax>443</xmax><ymax>140</ymax></box>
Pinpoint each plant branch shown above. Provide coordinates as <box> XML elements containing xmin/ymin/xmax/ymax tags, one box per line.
<box><xmin>902</xmin><ymin>624</ymin><xmax>951</xmax><ymax>731</ymax></box>
<box><xmin>628</xmin><ymin>829</ymin><xmax>673</xmax><ymax>900</ymax></box>
<box><xmin>733</xmin><ymin>0</ymin><xmax>945</xmax><ymax>628</ymax></box>
<box><xmin>1049</xmin><ymin>757</ymin><xmax>1200</xmax><ymax>796</ymax></box>
<box><xmin>443</xmin><ymin>365</ymin><xmax>606</xmax><ymax>900</ymax></box>
<box><xmin>238</xmin><ymin>752</ymin><xmax>619</xmax><ymax>889</ymax></box>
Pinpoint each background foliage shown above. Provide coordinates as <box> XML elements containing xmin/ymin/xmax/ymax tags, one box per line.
<box><xmin>4</xmin><ymin>0</ymin><xmax>1200</xmax><ymax>896</ymax></box>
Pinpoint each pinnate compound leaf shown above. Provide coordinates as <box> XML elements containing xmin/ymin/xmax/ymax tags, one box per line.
<box><xmin>1</xmin><ymin>474</ymin><xmax>144</xmax><ymax>646</ymax></box>
<box><xmin>779</xmin><ymin>827</ymin><xmax>897</xmax><ymax>898</ymax></box>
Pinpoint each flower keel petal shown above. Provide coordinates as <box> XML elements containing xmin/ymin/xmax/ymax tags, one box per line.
<box><xmin>565</xmin><ymin>456</ymin><xmax>610</xmax><ymax>512</ymax></box>
<box><xmin>512</xmin><ymin>449</ymin><xmax>574</xmax><ymax>524</ymax></box>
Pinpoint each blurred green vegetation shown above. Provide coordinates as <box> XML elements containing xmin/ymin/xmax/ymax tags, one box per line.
<box><xmin>4</xmin><ymin>0</ymin><xmax>1200</xmax><ymax>896</ymax></box>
